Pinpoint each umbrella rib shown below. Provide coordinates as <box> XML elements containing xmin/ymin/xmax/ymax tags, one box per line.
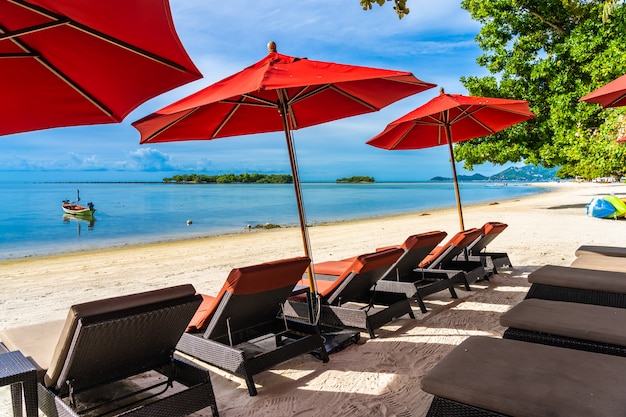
<box><xmin>9</xmin><ymin>0</ymin><xmax>191</xmax><ymax>72</ymax></box>
<box><xmin>0</xmin><ymin>26</ymin><xmax>115</xmax><ymax>118</ymax></box>
<box><xmin>607</xmin><ymin>93</ymin><xmax>626</xmax><ymax>107</ymax></box>
<box><xmin>289</xmin><ymin>84</ymin><xmax>379</xmax><ymax>112</ymax></box>
<box><xmin>142</xmin><ymin>108</ymin><xmax>201</xmax><ymax>142</ymax></box>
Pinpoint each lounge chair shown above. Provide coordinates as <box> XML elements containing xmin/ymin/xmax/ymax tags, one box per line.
<box><xmin>421</xmin><ymin>336</ymin><xmax>626</xmax><ymax>417</ymax></box>
<box><xmin>176</xmin><ymin>256</ymin><xmax>328</xmax><ymax>397</ymax></box>
<box><xmin>0</xmin><ymin>284</ymin><xmax>219</xmax><ymax>417</ymax></box>
<box><xmin>414</xmin><ymin>228</ymin><xmax>487</xmax><ymax>291</ymax></box>
<box><xmin>463</xmin><ymin>221</ymin><xmax>511</xmax><ymax>274</ymax></box>
<box><xmin>286</xmin><ymin>248</ymin><xmax>415</xmax><ymax>339</ymax></box>
<box><xmin>501</xmin><ymin>298</ymin><xmax>626</xmax><ymax>356</ymax></box>
<box><xmin>371</xmin><ymin>231</ymin><xmax>459</xmax><ymax>313</ymax></box>
<box><xmin>525</xmin><ymin>264</ymin><xmax>626</xmax><ymax>308</ymax></box>
<box><xmin>570</xmin><ymin>251</ymin><xmax>626</xmax><ymax>273</ymax></box>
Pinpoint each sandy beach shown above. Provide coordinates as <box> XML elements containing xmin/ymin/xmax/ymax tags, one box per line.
<box><xmin>1</xmin><ymin>181</ymin><xmax>625</xmax><ymax>416</ymax></box>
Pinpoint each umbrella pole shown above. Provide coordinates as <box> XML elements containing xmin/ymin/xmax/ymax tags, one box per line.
<box><xmin>278</xmin><ymin>99</ymin><xmax>317</xmax><ymax>295</ymax></box>
<box><xmin>445</xmin><ymin>124</ymin><xmax>465</xmax><ymax>230</ymax></box>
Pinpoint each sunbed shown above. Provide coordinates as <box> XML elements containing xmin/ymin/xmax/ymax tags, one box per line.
<box><xmin>421</xmin><ymin>336</ymin><xmax>626</xmax><ymax>417</ymax></box>
<box><xmin>463</xmin><ymin>221</ymin><xmax>511</xmax><ymax>274</ymax></box>
<box><xmin>0</xmin><ymin>284</ymin><xmax>219</xmax><ymax>417</ymax></box>
<box><xmin>286</xmin><ymin>248</ymin><xmax>415</xmax><ymax>339</ymax></box>
<box><xmin>570</xmin><ymin>251</ymin><xmax>626</xmax><ymax>273</ymax></box>
<box><xmin>414</xmin><ymin>228</ymin><xmax>487</xmax><ymax>291</ymax></box>
<box><xmin>371</xmin><ymin>231</ymin><xmax>459</xmax><ymax>313</ymax></box>
<box><xmin>501</xmin><ymin>298</ymin><xmax>626</xmax><ymax>356</ymax></box>
<box><xmin>525</xmin><ymin>264</ymin><xmax>626</xmax><ymax>308</ymax></box>
<box><xmin>176</xmin><ymin>256</ymin><xmax>328</xmax><ymax>396</ymax></box>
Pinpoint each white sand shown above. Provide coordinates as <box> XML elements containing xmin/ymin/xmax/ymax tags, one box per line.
<box><xmin>1</xmin><ymin>181</ymin><xmax>625</xmax><ymax>416</ymax></box>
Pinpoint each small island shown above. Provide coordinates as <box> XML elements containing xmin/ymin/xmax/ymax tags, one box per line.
<box><xmin>336</xmin><ymin>176</ymin><xmax>375</xmax><ymax>183</ymax></box>
<box><xmin>163</xmin><ymin>173</ymin><xmax>293</xmax><ymax>184</ymax></box>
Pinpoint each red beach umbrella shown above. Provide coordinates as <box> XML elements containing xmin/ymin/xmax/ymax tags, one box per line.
<box><xmin>367</xmin><ymin>88</ymin><xmax>535</xmax><ymax>230</ymax></box>
<box><xmin>579</xmin><ymin>73</ymin><xmax>626</xmax><ymax>108</ymax></box>
<box><xmin>0</xmin><ymin>0</ymin><xmax>202</xmax><ymax>136</ymax></box>
<box><xmin>133</xmin><ymin>41</ymin><xmax>435</xmax><ymax>292</ymax></box>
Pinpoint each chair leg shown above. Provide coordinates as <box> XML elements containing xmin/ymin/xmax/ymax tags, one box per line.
<box><xmin>414</xmin><ymin>294</ymin><xmax>428</xmax><ymax>313</ymax></box>
<box><xmin>10</xmin><ymin>384</ymin><xmax>23</xmax><ymax>417</ymax></box>
<box><xmin>244</xmin><ymin>373</ymin><xmax>258</xmax><ymax>396</ymax></box>
<box><xmin>447</xmin><ymin>282</ymin><xmax>458</xmax><ymax>299</ymax></box>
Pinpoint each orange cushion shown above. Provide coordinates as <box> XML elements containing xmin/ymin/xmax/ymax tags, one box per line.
<box><xmin>186</xmin><ymin>256</ymin><xmax>310</xmax><ymax>332</ymax></box>
<box><xmin>483</xmin><ymin>222</ymin><xmax>507</xmax><ymax>236</ymax></box>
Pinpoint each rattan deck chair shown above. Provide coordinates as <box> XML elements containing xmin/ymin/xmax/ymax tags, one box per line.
<box><xmin>414</xmin><ymin>228</ymin><xmax>487</xmax><ymax>291</ymax></box>
<box><xmin>371</xmin><ymin>231</ymin><xmax>458</xmax><ymax>313</ymax></box>
<box><xmin>176</xmin><ymin>256</ymin><xmax>328</xmax><ymax>397</ymax></box>
<box><xmin>0</xmin><ymin>284</ymin><xmax>219</xmax><ymax>417</ymax></box>
<box><xmin>525</xmin><ymin>264</ymin><xmax>626</xmax><ymax>308</ymax></box>
<box><xmin>421</xmin><ymin>336</ymin><xmax>626</xmax><ymax>417</ymax></box>
<box><xmin>286</xmin><ymin>248</ymin><xmax>415</xmax><ymax>339</ymax></box>
<box><xmin>501</xmin><ymin>298</ymin><xmax>626</xmax><ymax>356</ymax></box>
<box><xmin>463</xmin><ymin>222</ymin><xmax>511</xmax><ymax>274</ymax></box>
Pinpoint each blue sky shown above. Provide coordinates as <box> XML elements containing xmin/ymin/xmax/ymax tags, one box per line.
<box><xmin>1</xmin><ymin>0</ymin><xmax>523</xmax><ymax>182</ymax></box>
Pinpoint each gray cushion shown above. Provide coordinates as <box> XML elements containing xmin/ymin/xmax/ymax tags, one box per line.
<box><xmin>421</xmin><ymin>336</ymin><xmax>626</xmax><ymax>417</ymax></box>
<box><xmin>528</xmin><ymin>264</ymin><xmax>626</xmax><ymax>293</ymax></box>
<box><xmin>576</xmin><ymin>245</ymin><xmax>626</xmax><ymax>258</ymax></box>
<box><xmin>571</xmin><ymin>254</ymin><xmax>626</xmax><ymax>273</ymax></box>
<box><xmin>500</xmin><ymin>298</ymin><xmax>626</xmax><ymax>346</ymax></box>
<box><xmin>0</xmin><ymin>320</ymin><xmax>65</xmax><ymax>381</ymax></box>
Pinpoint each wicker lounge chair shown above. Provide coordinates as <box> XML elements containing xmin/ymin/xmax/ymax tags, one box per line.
<box><xmin>414</xmin><ymin>228</ymin><xmax>487</xmax><ymax>291</ymax></box>
<box><xmin>371</xmin><ymin>231</ymin><xmax>458</xmax><ymax>313</ymax></box>
<box><xmin>176</xmin><ymin>256</ymin><xmax>328</xmax><ymax>397</ymax></box>
<box><xmin>286</xmin><ymin>248</ymin><xmax>415</xmax><ymax>339</ymax></box>
<box><xmin>463</xmin><ymin>222</ymin><xmax>511</xmax><ymax>274</ymax></box>
<box><xmin>501</xmin><ymin>298</ymin><xmax>626</xmax><ymax>356</ymax></box>
<box><xmin>421</xmin><ymin>336</ymin><xmax>626</xmax><ymax>417</ymax></box>
<box><xmin>0</xmin><ymin>284</ymin><xmax>219</xmax><ymax>417</ymax></box>
<box><xmin>525</xmin><ymin>264</ymin><xmax>626</xmax><ymax>308</ymax></box>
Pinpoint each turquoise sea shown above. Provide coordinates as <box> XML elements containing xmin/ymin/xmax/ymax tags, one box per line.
<box><xmin>0</xmin><ymin>181</ymin><xmax>548</xmax><ymax>260</ymax></box>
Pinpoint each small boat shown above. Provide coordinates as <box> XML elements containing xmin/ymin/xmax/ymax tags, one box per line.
<box><xmin>62</xmin><ymin>189</ymin><xmax>96</xmax><ymax>216</ymax></box>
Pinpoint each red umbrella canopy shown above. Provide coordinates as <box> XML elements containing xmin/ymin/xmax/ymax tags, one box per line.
<box><xmin>133</xmin><ymin>46</ymin><xmax>435</xmax><ymax>143</ymax></box>
<box><xmin>0</xmin><ymin>0</ymin><xmax>202</xmax><ymax>136</ymax></box>
<box><xmin>366</xmin><ymin>91</ymin><xmax>535</xmax><ymax>150</ymax></box>
<box><xmin>366</xmin><ymin>90</ymin><xmax>534</xmax><ymax>231</ymax></box>
<box><xmin>579</xmin><ymin>74</ymin><xmax>626</xmax><ymax>108</ymax></box>
<box><xmin>133</xmin><ymin>43</ymin><xmax>435</xmax><ymax>295</ymax></box>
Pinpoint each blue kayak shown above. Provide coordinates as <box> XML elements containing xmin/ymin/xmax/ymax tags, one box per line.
<box><xmin>586</xmin><ymin>197</ymin><xmax>617</xmax><ymax>218</ymax></box>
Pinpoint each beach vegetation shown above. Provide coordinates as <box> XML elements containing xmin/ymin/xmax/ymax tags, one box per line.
<box><xmin>162</xmin><ymin>173</ymin><xmax>293</xmax><ymax>184</ymax></box>
<box><xmin>446</xmin><ymin>0</ymin><xmax>626</xmax><ymax>180</ymax></box>
<box><xmin>336</xmin><ymin>176</ymin><xmax>375</xmax><ymax>183</ymax></box>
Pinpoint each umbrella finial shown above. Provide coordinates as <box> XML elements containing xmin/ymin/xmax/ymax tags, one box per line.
<box><xmin>267</xmin><ymin>41</ymin><xmax>277</xmax><ymax>53</ymax></box>
<box><xmin>439</xmin><ymin>87</ymin><xmax>445</xmax><ymax>94</ymax></box>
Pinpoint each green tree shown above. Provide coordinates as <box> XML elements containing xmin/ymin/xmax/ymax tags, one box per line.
<box><xmin>453</xmin><ymin>0</ymin><xmax>626</xmax><ymax>179</ymax></box>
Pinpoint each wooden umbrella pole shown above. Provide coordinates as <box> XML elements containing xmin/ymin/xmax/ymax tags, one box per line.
<box><xmin>445</xmin><ymin>123</ymin><xmax>465</xmax><ymax>231</ymax></box>
<box><xmin>278</xmin><ymin>91</ymin><xmax>317</xmax><ymax>295</ymax></box>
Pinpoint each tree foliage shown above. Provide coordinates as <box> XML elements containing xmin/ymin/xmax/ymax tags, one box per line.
<box><xmin>360</xmin><ymin>0</ymin><xmax>409</xmax><ymax>18</ymax></box>
<box><xmin>162</xmin><ymin>173</ymin><xmax>293</xmax><ymax>184</ymax></box>
<box><xmin>454</xmin><ymin>0</ymin><xmax>626</xmax><ymax>179</ymax></box>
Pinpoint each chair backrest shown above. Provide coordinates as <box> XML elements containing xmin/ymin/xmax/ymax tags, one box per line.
<box><xmin>45</xmin><ymin>284</ymin><xmax>201</xmax><ymax>395</ymax></box>
<box><xmin>197</xmin><ymin>257</ymin><xmax>311</xmax><ymax>342</ymax></box>
<box><xmin>468</xmin><ymin>222</ymin><xmax>508</xmax><ymax>255</ymax></box>
<box><xmin>418</xmin><ymin>228</ymin><xmax>482</xmax><ymax>269</ymax></box>
<box><xmin>323</xmin><ymin>248</ymin><xmax>404</xmax><ymax>305</ymax></box>
<box><xmin>381</xmin><ymin>231</ymin><xmax>448</xmax><ymax>280</ymax></box>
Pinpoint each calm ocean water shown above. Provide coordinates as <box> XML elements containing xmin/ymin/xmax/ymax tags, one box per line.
<box><xmin>0</xmin><ymin>182</ymin><xmax>548</xmax><ymax>259</ymax></box>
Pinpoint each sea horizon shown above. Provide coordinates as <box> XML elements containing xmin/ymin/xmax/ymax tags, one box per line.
<box><xmin>0</xmin><ymin>181</ymin><xmax>551</xmax><ymax>260</ymax></box>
